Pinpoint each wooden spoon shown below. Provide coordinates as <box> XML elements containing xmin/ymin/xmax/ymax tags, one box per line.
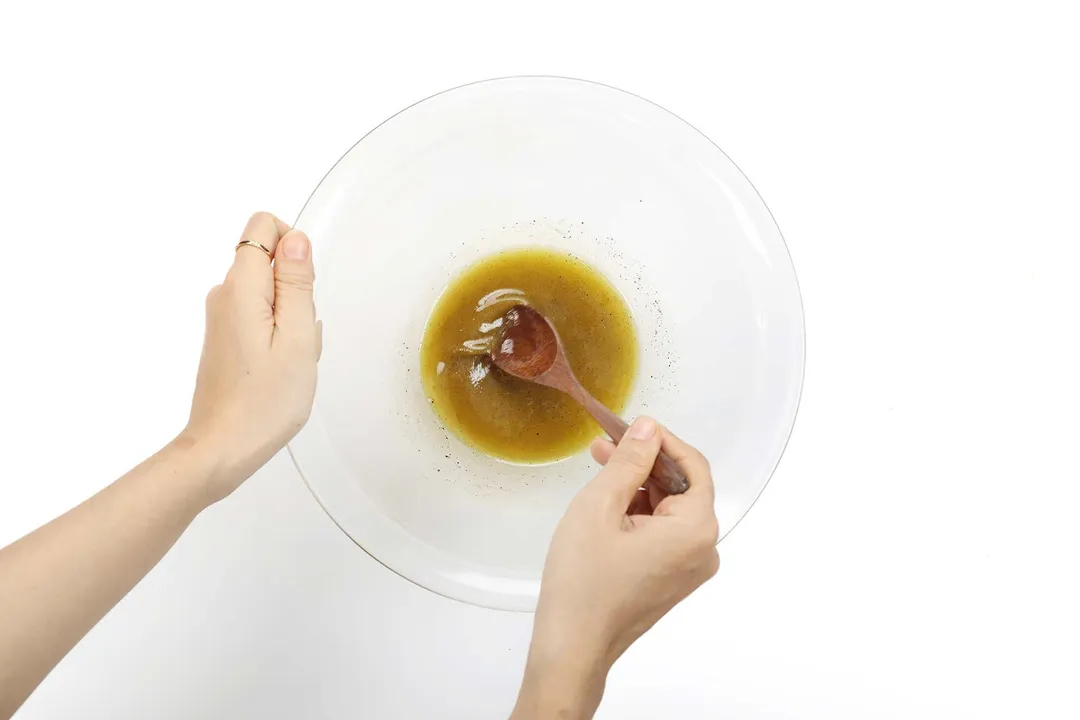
<box><xmin>490</xmin><ymin>304</ymin><xmax>689</xmax><ymax>495</ymax></box>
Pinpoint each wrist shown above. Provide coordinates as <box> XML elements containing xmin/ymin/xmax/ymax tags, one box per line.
<box><xmin>512</xmin><ymin>644</ymin><xmax>610</xmax><ymax>720</ymax></box>
<box><xmin>166</xmin><ymin>431</ymin><xmax>238</xmax><ymax>508</ymax></box>
<box><xmin>176</xmin><ymin>414</ymin><xmax>278</xmax><ymax>503</ymax></box>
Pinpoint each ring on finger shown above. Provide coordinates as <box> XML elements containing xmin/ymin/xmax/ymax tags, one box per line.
<box><xmin>235</xmin><ymin>239</ymin><xmax>272</xmax><ymax>259</ymax></box>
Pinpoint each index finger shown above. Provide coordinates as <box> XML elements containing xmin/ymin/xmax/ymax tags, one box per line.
<box><xmin>227</xmin><ymin>211</ymin><xmax>291</xmax><ymax>301</ymax></box>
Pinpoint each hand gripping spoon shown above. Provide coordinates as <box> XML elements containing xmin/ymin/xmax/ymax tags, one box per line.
<box><xmin>490</xmin><ymin>304</ymin><xmax>689</xmax><ymax>495</ymax></box>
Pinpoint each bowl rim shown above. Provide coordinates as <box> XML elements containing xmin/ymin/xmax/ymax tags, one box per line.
<box><xmin>286</xmin><ymin>74</ymin><xmax>806</xmax><ymax>611</ymax></box>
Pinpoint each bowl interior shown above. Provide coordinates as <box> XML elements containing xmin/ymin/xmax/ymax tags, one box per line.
<box><xmin>290</xmin><ymin>77</ymin><xmax>804</xmax><ymax>611</ymax></box>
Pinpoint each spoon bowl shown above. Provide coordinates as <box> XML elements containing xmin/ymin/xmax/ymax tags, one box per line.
<box><xmin>491</xmin><ymin>305</ymin><xmax>559</xmax><ymax>380</ymax></box>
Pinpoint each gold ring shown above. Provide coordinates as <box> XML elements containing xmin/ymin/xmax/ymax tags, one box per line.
<box><xmin>235</xmin><ymin>239</ymin><xmax>272</xmax><ymax>258</ymax></box>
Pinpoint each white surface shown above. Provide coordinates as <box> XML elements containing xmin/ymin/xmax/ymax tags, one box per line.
<box><xmin>1</xmin><ymin>1</ymin><xmax>1078</xmax><ymax>718</ymax></box>
<box><xmin>291</xmin><ymin>76</ymin><xmax>804</xmax><ymax>610</ymax></box>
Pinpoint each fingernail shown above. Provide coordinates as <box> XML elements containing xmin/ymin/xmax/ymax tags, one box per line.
<box><xmin>627</xmin><ymin>416</ymin><xmax>657</xmax><ymax>440</ymax></box>
<box><xmin>282</xmin><ymin>234</ymin><xmax>310</xmax><ymax>260</ymax></box>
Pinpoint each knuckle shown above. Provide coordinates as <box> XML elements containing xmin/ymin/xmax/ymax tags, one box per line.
<box><xmin>686</xmin><ymin>447</ymin><xmax>711</xmax><ymax>475</ymax></box>
<box><xmin>222</xmin><ymin>264</ymin><xmax>241</xmax><ymax>287</ymax></box>
<box><xmin>205</xmin><ymin>285</ymin><xmax>222</xmax><ymax>307</ymax></box>
<box><xmin>292</xmin><ymin>404</ymin><xmax>313</xmax><ymax>430</ymax></box>
<box><xmin>700</xmin><ymin>517</ymin><xmax>720</xmax><ymax>546</ymax></box>
<box><xmin>613</xmin><ymin>443</ymin><xmax>655</xmax><ymax>469</ymax></box>
<box><xmin>219</xmin><ymin>275</ymin><xmax>242</xmax><ymax>299</ymax></box>
<box><xmin>680</xmin><ymin>516</ymin><xmax>719</xmax><ymax>552</ymax></box>
<box><xmin>684</xmin><ymin>455</ymin><xmax>712</xmax><ymax>489</ymax></box>
<box><xmin>607</xmin><ymin>453</ymin><xmax>640</xmax><ymax>471</ymax></box>
<box><xmin>703</xmin><ymin>549</ymin><xmax>720</xmax><ymax>578</ymax></box>
<box><xmin>275</xmin><ymin>272</ymin><xmax>314</xmax><ymax>292</ymax></box>
<box><xmin>605</xmin><ymin>457</ymin><xmax>647</xmax><ymax>480</ymax></box>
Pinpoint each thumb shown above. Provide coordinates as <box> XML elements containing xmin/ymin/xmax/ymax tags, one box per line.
<box><xmin>591</xmin><ymin>416</ymin><xmax>662</xmax><ymax>514</ymax></box>
<box><xmin>272</xmin><ymin>230</ymin><xmax>316</xmax><ymax>351</ymax></box>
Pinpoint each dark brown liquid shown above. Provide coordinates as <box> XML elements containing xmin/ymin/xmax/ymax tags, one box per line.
<box><xmin>420</xmin><ymin>247</ymin><xmax>637</xmax><ymax>463</ymax></box>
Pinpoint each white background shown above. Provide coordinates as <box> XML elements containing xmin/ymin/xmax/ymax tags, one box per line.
<box><xmin>1</xmin><ymin>1</ymin><xmax>1078</xmax><ymax>718</ymax></box>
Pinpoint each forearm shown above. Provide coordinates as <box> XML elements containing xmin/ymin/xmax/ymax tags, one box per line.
<box><xmin>0</xmin><ymin>435</ymin><xmax>218</xmax><ymax>717</ymax></box>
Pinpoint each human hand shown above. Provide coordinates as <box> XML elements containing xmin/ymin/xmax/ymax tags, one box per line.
<box><xmin>512</xmin><ymin>417</ymin><xmax>719</xmax><ymax>719</ymax></box>
<box><xmin>182</xmin><ymin>212</ymin><xmax>321</xmax><ymax>502</ymax></box>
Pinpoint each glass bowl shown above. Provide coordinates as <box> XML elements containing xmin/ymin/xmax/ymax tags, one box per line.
<box><xmin>289</xmin><ymin>77</ymin><xmax>804</xmax><ymax>611</ymax></box>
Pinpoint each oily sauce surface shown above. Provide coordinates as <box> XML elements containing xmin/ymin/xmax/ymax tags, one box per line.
<box><xmin>420</xmin><ymin>247</ymin><xmax>637</xmax><ymax>463</ymax></box>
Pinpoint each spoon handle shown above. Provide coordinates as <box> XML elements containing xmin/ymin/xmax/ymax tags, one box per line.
<box><xmin>575</xmin><ymin>390</ymin><xmax>690</xmax><ymax>495</ymax></box>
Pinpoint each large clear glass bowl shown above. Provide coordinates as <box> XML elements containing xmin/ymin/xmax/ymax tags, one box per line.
<box><xmin>289</xmin><ymin>77</ymin><xmax>804</xmax><ymax>611</ymax></box>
